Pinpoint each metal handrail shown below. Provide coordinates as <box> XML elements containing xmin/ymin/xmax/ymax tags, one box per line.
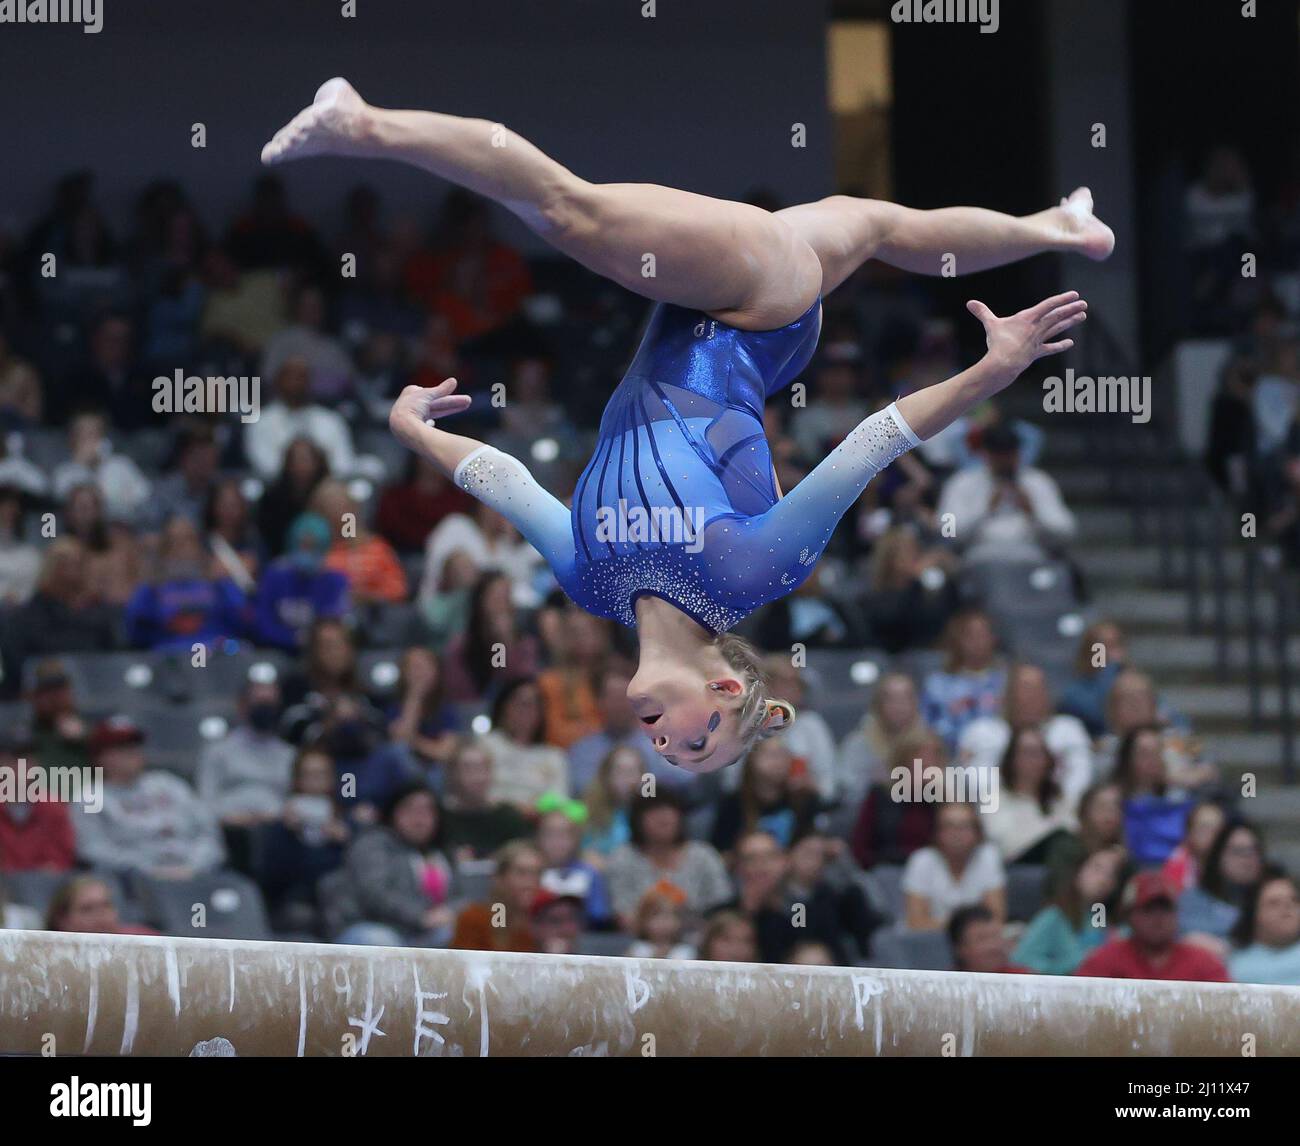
<box><xmin>1075</xmin><ymin>314</ymin><xmax>1296</xmax><ymax>780</ymax></box>
<box><xmin>1278</xmin><ymin>570</ymin><xmax>1296</xmax><ymax>781</ymax></box>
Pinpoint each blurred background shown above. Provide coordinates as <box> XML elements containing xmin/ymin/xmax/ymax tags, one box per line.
<box><xmin>0</xmin><ymin>0</ymin><xmax>1299</xmax><ymax>983</ymax></box>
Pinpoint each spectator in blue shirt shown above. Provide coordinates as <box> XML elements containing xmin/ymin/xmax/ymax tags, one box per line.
<box><xmin>1229</xmin><ymin>869</ymin><xmax>1300</xmax><ymax>986</ymax></box>
<box><xmin>125</xmin><ymin>515</ymin><xmax>246</xmax><ymax>651</ymax></box>
<box><xmin>1179</xmin><ymin>819</ymin><xmax>1266</xmax><ymax>946</ymax></box>
<box><xmin>535</xmin><ymin>797</ymin><xmax>614</xmax><ymax>929</ymax></box>
<box><xmin>254</xmin><ymin>512</ymin><xmax>348</xmax><ymax>651</ymax></box>
<box><xmin>1114</xmin><ymin>725</ymin><xmax>1194</xmax><ymax>866</ymax></box>
<box><xmin>921</xmin><ymin>609</ymin><xmax>1006</xmax><ymax>751</ymax></box>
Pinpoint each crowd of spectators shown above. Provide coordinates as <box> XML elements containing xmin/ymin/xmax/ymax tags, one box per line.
<box><xmin>0</xmin><ymin>168</ymin><xmax>1295</xmax><ymax>985</ymax></box>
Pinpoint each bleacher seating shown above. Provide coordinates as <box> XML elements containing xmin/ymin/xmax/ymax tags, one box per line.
<box><xmin>133</xmin><ymin>704</ymin><xmax>233</xmax><ymax>780</ymax></box>
<box><xmin>868</xmin><ymin>925</ymin><xmax>953</xmax><ymax>971</ymax></box>
<box><xmin>1005</xmin><ymin>865</ymin><xmax>1049</xmax><ymax>923</ymax></box>
<box><xmin>135</xmin><ymin>870</ymin><xmax>272</xmax><ymax>941</ymax></box>
<box><xmin>575</xmin><ymin>931</ymin><xmax>634</xmax><ymax>958</ymax></box>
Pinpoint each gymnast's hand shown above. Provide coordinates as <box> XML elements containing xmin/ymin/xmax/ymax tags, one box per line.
<box><xmin>966</xmin><ymin>290</ymin><xmax>1088</xmax><ymax>382</ymax></box>
<box><xmin>388</xmin><ymin>377</ymin><xmax>473</xmax><ymax>452</ymax></box>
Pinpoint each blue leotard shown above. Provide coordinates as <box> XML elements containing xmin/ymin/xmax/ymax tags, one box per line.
<box><xmin>454</xmin><ymin>299</ymin><xmax>919</xmax><ymax>632</ymax></box>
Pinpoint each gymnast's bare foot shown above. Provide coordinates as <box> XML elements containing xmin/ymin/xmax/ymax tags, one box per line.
<box><xmin>261</xmin><ymin>77</ymin><xmax>373</xmax><ymax>165</ymax></box>
<box><xmin>1056</xmin><ymin>186</ymin><xmax>1116</xmax><ymax>261</ymax></box>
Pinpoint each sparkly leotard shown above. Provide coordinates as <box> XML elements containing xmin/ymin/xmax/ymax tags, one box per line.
<box><xmin>454</xmin><ymin>298</ymin><xmax>919</xmax><ymax>633</ymax></box>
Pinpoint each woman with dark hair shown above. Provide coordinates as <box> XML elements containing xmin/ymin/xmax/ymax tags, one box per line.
<box><xmin>326</xmin><ymin>780</ymin><xmax>455</xmax><ymax>946</ymax></box>
<box><xmin>478</xmin><ymin>677</ymin><xmax>568</xmax><ymax>813</ymax></box>
<box><xmin>1178</xmin><ymin>819</ymin><xmax>1266</xmax><ymax>942</ymax></box>
<box><xmin>441</xmin><ymin>570</ymin><xmax>541</xmax><ymax>702</ymax></box>
<box><xmin>1228</xmin><ymin>868</ymin><xmax>1300</xmax><ymax>985</ymax></box>
<box><xmin>902</xmin><ymin>802</ymin><xmax>1006</xmax><ymax>931</ymax></box>
<box><xmin>710</xmin><ymin>738</ymin><xmax>824</xmax><ymax>854</ymax></box>
<box><xmin>204</xmin><ymin>475</ymin><xmax>263</xmax><ymax>589</ymax></box>
<box><xmin>256</xmin><ymin>435</ymin><xmax>329</xmax><ymax>556</ymax></box>
<box><xmin>1113</xmin><ymin>724</ymin><xmax>1195</xmax><ymax>866</ymax></box>
<box><xmin>63</xmin><ymin>481</ymin><xmax>143</xmax><ymax>605</ymax></box>
<box><xmin>1013</xmin><ymin>846</ymin><xmax>1124</xmax><ymax>974</ymax></box>
<box><xmin>1099</xmin><ymin>669</ymin><xmax>1215</xmax><ymax>790</ymax></box>
<box><xmin>284</xmin><ymin>618</ymin><xmax>354</xmax><ymax>701</ymax></box>
<box><xmin>1161</xmin><ymin>800</ymin><xmax>1226</xmax><ymax>895</ymax></box>
<box><xmin>983</xmin><ymin>727</ymin><xmax>1075</xmax><ymax>863</ymax></box>
<box><xmin>279</xmin><ymin>624</ymin><xmax>392</xmax><ymax>818</ymax></box>
<box><xmin>605</xmin><ymin>790</ymin><xmax>731</xmax><ymax>929</ymax></box>
<box><xmin>387</xmin><ymin>646</ymin><xmax>460</xmax><ymax>768</ymax></box>
<box><xmin>1043</xmin><ymin>780</ymin><xmax>1130</xmax><ymax>896</ymax></box>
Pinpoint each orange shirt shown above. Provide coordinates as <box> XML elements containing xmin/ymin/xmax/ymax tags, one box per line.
<box><xmin>403</xmin><ymin>244</ymin><xmax>533</xmax><ymax>343</ymax></box>
<box><xmin>325</xmin><ymin>537</ymin><xmax>408</xmax><ymax>603</ymax></box>
<box><xmin>450</xmin><ymin>902</ymin><xmax>537</xmax><ymax>953</ymax></box>
<box><xmin>536</xmin><ymin>669</ymin><xmax>602</xmax><ymax>749</ymax></box>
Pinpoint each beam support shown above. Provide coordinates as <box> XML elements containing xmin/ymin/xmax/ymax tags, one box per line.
<box><xmin>1</xmin><ymin>930</ymin><xmax>1297</xmax><ymax>1057</ymax></box>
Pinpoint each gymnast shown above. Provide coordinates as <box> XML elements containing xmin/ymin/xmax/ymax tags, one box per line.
<box><xmin>262</xmin><ymin>79</ymin><xmax>1110</xmax><ymax>775</ymax></box>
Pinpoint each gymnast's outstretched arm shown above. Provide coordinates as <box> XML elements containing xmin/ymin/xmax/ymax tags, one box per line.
<box><xmin>389</xmin><ymin>379</ymin><xmax>577</xmax><ymax>580</ymax></box>
<box><xmin>735</xmin><ymin>291</ymin><xmax>1088</xmax><ymax>579</ymax></box>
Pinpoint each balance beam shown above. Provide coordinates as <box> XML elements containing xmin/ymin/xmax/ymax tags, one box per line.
<box><xmin>2</xmin><ymin>929</ymin><xmax>1297</xmax><ymax>1056</ymax></box>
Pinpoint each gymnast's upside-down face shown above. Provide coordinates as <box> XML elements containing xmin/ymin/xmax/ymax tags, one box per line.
<box><xmin>627</xmin><ymin>672</ymin><xmax>746</xmax><ymax>774</ymax></box>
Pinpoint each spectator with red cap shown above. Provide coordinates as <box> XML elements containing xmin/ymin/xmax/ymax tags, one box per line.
<box><xmin>71</xmin><ymin>715</ymin><xmax>225</xmax><ymax>880</ymax></box>
<box><xmin>530</xmin><ymin>889</ymin><xmax>584</xmax><ymax>955</ymax></box>
<box><xmin>0</xmin><ymin>726</ymin><xmax>76</xmax><ymax>872</ymax></box>
<box><xmin>1075</xmin><ymin>872</ymin><xmax>1230</xmax><ymax>982</ymax></box>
